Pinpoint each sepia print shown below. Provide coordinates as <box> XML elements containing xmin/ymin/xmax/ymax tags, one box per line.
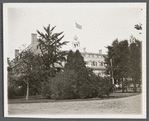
<box><xmin>3</xmin><ymin>3</ymin><xmax>146</xmax><ymax>118</ymax></box>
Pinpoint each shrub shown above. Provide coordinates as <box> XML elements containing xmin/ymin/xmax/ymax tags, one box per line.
<box><xmin>98</xmin><ymin>77</ymin><xmax>113</xmax><ymax>97</ymax></box>
<box><xmin>8</xmin><ymin>86</ymin><xmax>15</xmax><ymax>99</ymax></box>
<box><xmin>88</xmin><ymin>75</ymin><xmax>113</xmax><ymax>98</ymax></box>
<box><xmin>50</xmin><ymin>70</ymin><xmax>78</xmax><ymax>99</ymax></box>
<box><xmin>41</xmin><ymin>70</ymin><xmax>78</xmax><ymax>100</ymax></box>
<box><xmin>41</xmin><ymin>80</ymin><xmax>52</xmax><ymax>99</ymax></box>
<box><xmin>41</xmin><ymin>69</ymin><xmax>113</xmax><ymax>100</ymax></box>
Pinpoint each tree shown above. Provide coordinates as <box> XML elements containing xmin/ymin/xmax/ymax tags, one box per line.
<box><xmin>118</xmin><ymin>40</ymin><xmax>130</xmax><ymax>92</ymax></box>
<box><xmin>65</xmin><ymin>50</ymin><xmax>89</xmax><ymax>98</ymax></box>
<box><xmin>106</xmin><ymin>37</ymin><xmax>142</xmax><ymax>93</ymax></box>
<box><xmin>118</xmin><ymin>40</ymin><xmax>130</xmax><ymax>77</ymax></box>
<box><xmin>7</xmin><ymin>58</ymin><xmax>16</xmax><ymax>98</ymax></box>
<box><xmin>13</xmin><ymin>51</ymin><xmax>42</xmax><ymax>100</ymax></box>
<box><xmin>64</xmin><ymin>50</ymin><xmax>93</xmax><ymax>98</ymax></box>
<box><xmin>73</xmin><ymin>50</ymin><xmax>89</xmax><ymax>98</ymax></box>
<box><xmin>7</xmin><ymin>58</ymin><xmax>14</xmax><ymax>86</ymax></box>
<box><xmin>64</xmin><ymin>50</ymin><xmax>74</xmax><ymax>70</ymax></box>
<box><xmin>105</xmin><ymin>39</ymin><xmax>130</xmax><ymax>92</ymax></box>
<box><xmin>37</xmin><ymin>24</ymin><xmax>68</xmax><ymax>79</ymax></box>
<box><xmin>105</xmin><ymin>39</ymin><xmax>121</xmax><ymax>83</ymax></box>
<box><xmin>129</xmin><ymin>39</ymin><xmax>142</xmax><ymax>92</ymax></box>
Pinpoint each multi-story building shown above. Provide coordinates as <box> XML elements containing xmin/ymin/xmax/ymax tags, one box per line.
<box><xmin>11</xmin><ymin>33</ymin><xmax>107</xmax><ymax>76</ymax></box>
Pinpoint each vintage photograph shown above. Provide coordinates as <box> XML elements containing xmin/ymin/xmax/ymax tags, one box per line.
<box><xmin>3</xmin><ymin>3</ymin><xmax>146</xmax><ymax>118</ymax></box>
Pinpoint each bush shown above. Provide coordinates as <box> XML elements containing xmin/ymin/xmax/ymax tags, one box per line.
<box><xmin>88</xmin><ymin>75</ymin><xmax>113</xmax><ymax>98</ymax></box>
<box><xmin>50</xmin><ymin>70</ymin><xmax>78</xmax><ymax>99</ymax></box>
<box><xmin>8</xmin><ymin>86</ymin><xmax>15</xmax><ymax>99</ymax></box>
<box><xmin>41</xmin><ymin>69</ymin><xmax>113</xmax><ymax>100</ymax></box>
<box><xmin>41</xmin><ymin>70</ymin><xmax>78</xmax><ymax>99</ymax></box>
<box><xmin>41</xmin><ymin>81</ymin><xmax>52</xmax><ymax>99</ymax></box>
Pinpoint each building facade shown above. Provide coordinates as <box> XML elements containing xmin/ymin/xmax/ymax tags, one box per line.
<box><xmin>12</xmin><ymin>33</ymin><xmax>107</xmax><ymax>76</ymax></box>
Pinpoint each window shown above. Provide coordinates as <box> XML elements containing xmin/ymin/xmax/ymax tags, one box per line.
<box><xmin>92</xmin><ymin>61</ymin><xmax>97</xmax><ymax>66</ymax></box>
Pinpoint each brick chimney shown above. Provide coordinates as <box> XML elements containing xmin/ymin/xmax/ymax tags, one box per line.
<box><xmin>31</xmin><ymin>33</ymin><xmax>37</xmax><ymax>45</ymax></box>
<box><xmin>99</xmin><ymin>49</ymin><xmax>102</xmax><ymax>55</ymax></box>
<box><xmin>15</xmin><ymin>49</ymin><xmax>19</xmax><ymax>57</ymax></box>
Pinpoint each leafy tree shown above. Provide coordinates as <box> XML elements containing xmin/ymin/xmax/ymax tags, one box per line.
<box><xmin>129</xmin><ymin>39</ymin><xmax>142</xmax><ymax>92</ymax></box>
<box><xmin>118</xmin><ymin>40</ymin><xmax>130</xmax><ymax>77</ymax></box>
<box><xmin>12</xmin><ymin>51</ymin><xmax>42</xmax><ymax>100</ymax></box>
<box><xmin>105</xmin><ymin>39</ymin><xmax>121</xmax><ymax>82</ymax></box>
<box><xmin>7</xmin><ymin>58</ymin><xmax>14</xmax><ymax>86</ymax></box>
<box><xmin>105</xmin><ymin>37</ymin><xmax>142</xmax><ymax>93</ymax></box>
<box><xmin>118</xmin><ymin>40</ymin><xmax>130</xmax><ymax>92</ymax></box>
<box><xmin>105</xmin><ymin>39</ymin><xmax>130</xmax><ymax>92</ymax></box>
<box><xmin>7</xmin><ymin>58</ymin><xmax>18</xmax><ymax>98</ymax></box>
<box><xmin>37</xmin><ymin>24</ymin><xmax>68</xmax><ymax>79</ymax></box>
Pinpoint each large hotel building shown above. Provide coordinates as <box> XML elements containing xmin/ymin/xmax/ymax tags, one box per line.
<box><xmin>11</xmin><ymin>34</ymin><xmax>107</xmax><ymax>77</ymax></box>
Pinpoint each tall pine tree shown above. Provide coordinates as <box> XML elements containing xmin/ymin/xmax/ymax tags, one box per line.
<box><xmin>37</xmin><ymin>24</ymin><xmax>68</xmax><ymax>78</ymax></box>
<box><xmin>64</xmin><ymin>50</ymin><xmax>74</xmax><ymax>70</ymax></box>
<box><xmin>73</xmin><ymin>50</ymin><xmax>89</xmax><ymax>98</ymax></box>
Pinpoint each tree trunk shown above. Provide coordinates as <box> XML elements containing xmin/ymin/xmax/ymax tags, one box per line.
<box><xmin>26</xmin><ymin>82</ymin><xmax>29</xmax><ymax>100</ymax></box>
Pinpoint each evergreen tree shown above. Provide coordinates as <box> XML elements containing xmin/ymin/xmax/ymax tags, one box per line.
<box><xmin>73</xmin><ymin>50</ymin><xmax>87</xmax><ymax>80</ymax></box>
<box><xmin>64</xmin><ymin>50</ymin><xmax>74</xmax><ymax>70</ymax></box>
<box><xmin>37</xmin><ymin>24</ymin><xmax>68</xmax><ymax>78</ymax></box>
<box><xmin>73</xmin><ymin>50</ymin><xmax>89</xmax><ymax>98</ymax></box>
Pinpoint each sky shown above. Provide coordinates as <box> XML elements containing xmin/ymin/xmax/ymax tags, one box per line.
<box><xmin>4</xmin><ymin>3</ymin><xmax>146</xmax><ymax>60</ymax></box>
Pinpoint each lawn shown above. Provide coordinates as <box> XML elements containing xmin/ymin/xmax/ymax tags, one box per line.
<box><xmin>8</xmin><ymin>92</ymin><xmax>141</xmax><ymax>104</ymax></box>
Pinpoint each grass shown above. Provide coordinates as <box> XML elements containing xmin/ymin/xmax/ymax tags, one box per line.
<box><xmin>8</xmin><ymin>91</ymin><xmax>141</xmax><ymax>104</ymax></box>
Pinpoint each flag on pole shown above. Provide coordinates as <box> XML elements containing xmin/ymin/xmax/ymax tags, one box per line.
<box><xmin>75</xmin><ymin>22</ymin><xmax>82</xmax><ymax>29</ymax></box>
